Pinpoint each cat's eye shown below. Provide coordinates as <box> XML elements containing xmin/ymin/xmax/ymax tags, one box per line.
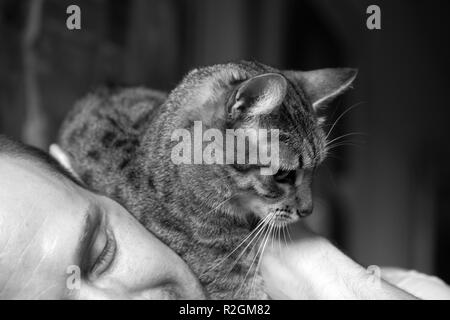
<box><xmin>84</xmin><ymin>215</ymin><xmax>117</xmax><ymax>280</ymax></box>
<box><xmin>274</xmin><ymin>169</ymin><xmax>296</xmax><ymax>184</ymax></box>
<box><xmin>233</xmin><ymin>163</ymin><xmax>257</xmax><ymax>172</ymax></box>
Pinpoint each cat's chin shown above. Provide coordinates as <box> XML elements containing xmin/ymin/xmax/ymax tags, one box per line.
<box><xmin>246</xmin><ymin>205</ymin><xmax>300</xmax><ymax>227</ymax></box>
<box><xmin>261</xmin><ymin>209</ymin><xmax>300</xmax><ymax>227</ymax></box>
<box><xmin>232</xmin><ymin>193</ymin><xmax>301</xmax><ymax>227</ymax></box>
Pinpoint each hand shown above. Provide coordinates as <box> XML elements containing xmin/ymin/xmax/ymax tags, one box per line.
<box><xmin>260</xmin><ymin>222</ymin><xmax>417</xmax><ymax>300</ymax></box>
<box><xmin>260</xmin><ymin>221</ymin><xmax>330</xmax><ymax>299</ymax></box>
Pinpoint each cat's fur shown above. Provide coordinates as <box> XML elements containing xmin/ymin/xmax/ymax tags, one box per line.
<box><xmin>58</xmin><ymin>61</ymin><xmax>356</xmax><ymax>299</ymax></box>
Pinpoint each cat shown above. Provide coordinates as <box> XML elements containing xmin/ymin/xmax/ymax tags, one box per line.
<box><xmin>58</xmin><ymin>60</ymin><xmax>357</xmax><ymax>299</ymax></box>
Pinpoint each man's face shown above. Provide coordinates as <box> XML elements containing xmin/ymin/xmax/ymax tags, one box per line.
<box><xmin>0</xmin><ymin>156</ymin><xmax>205</xmax><ymax>299</ymax></box>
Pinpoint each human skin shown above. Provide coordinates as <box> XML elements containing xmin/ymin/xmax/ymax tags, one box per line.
<box><xmin>0</xmin><ymin>156</ymin><xmax>205</xmax><ymax>299</ymax></box>
<box><xmin>260</xmin><ymin>222</ymin><xmax>418</xmax><ymax>300</ymax></box>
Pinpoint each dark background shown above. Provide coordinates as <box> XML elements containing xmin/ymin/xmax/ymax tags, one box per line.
<box><xmin>1</xmin><ymin>0</ymin><xmax>449</xmax><ymax>282</ymax></box>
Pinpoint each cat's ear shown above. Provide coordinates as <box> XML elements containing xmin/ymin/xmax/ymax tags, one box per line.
<box><xmin>285</xmin><ymin>68</ymin><xmax>357</xmax><ymax>110</ymax></box>
<box><xmin>229</xmin><ymin>73</ymin><xmax>287</xmax><ymax>118</ymax></box>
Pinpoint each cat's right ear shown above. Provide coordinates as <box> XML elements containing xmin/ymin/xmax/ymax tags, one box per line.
<box><xmin>49</xmin><ymin>144</ymin><xmax>81</xmax><ymax>181</ymax></box>
<box><xmin>229</xmin><ymin>73</ymin><xmax>287</xmax><ymax>119</ymax></box>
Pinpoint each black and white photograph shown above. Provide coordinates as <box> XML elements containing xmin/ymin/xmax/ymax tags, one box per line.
<box><xmin>1</xmin><ymin>0</ymin><xmax>450</xmax><ymax>306</ymax></box>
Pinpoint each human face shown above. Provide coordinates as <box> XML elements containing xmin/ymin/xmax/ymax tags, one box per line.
<box><xmin>0</xmin><ymin>156</ymin><xmax>205</xmax><ymax>299</ymax></box>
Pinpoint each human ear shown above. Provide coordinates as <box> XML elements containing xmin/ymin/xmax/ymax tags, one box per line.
<box><xmin>49</xmin><ymin>144</ymin><xmax>81</xmax><ymax>181</ymax></box>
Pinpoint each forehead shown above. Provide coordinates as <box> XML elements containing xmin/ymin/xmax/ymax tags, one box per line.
<box><xmin>0</xmin><ymin>156</ymin><xmax>87</xmax><ymax>215</ymax></box>
<box><xmin>0</xmin><ymin>157</ymin><xmax>92</xmax><ymax>298</ymax></box>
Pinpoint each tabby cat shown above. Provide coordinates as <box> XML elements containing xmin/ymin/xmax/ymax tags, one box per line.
<box><xmin>58</xmin><ymin>61</ymin><xmax>356</xmax><ymax>299</ymax></box>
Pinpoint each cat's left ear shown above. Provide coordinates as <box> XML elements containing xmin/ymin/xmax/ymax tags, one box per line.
<box><xmin>229</xmin><ymin>73</ymin><xmax>288</xmax><ymax>118</ymax></box>
<box><xmin>284</xmin><ymin>68</ymin><xmax>357</xmax><ymax>111</ymax></box>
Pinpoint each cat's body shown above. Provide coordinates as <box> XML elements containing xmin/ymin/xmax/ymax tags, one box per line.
<box><xmin>59</xmin><ymin>61</ymin><xmax>356</xmax><ymax>299</ymax></box>
<box><xmin>59</xmin><ymin>86</ymin><xmax>263</xmax><ymax>299</ymax></box>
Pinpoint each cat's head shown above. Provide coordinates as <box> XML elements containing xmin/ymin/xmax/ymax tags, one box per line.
<box><xmin>170</xmin><ymin>61</ymin><xmax>356</xmax><ymax>226</ymax></box>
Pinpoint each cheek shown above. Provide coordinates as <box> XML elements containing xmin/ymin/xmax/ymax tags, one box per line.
<box><xmin>231</xmin><ymin>170</ymin><xmax>257</xmax><ymax>192</ymax></box>
<box><xmin>235</xmin><ymin>173</ymin><xmax>286</xmax><ymax>200</ymax></box>
<box><xmin>107</xmin><ymin>203</ymin><xmax>201</xmax><ymax>293</ymax></box>
<box><xmin>256</xmin><ymin>179</ymin><xmax>285</xmax><ymax>199</ymax></box>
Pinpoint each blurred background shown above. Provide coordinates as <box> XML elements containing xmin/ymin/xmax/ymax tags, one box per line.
<box><xmin>1</xmin><ymin>0</ymin><xmax>449</xmax><ymax>282</ymax></box>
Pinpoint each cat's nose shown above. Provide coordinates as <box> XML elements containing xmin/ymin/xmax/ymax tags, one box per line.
<box><xmin>297</xmin><ymin>208</ymin><xmax>312</xmax><ymax>217</ymax></box>
<box><xmin>296</xmin><ymin>202</ymin><xmax>313</xmax><ymax>217</ymax></box>
<box><xmin>295</xmin><ymin>183</ymin><xmax>313</xmax><ymax>218</ymax></box>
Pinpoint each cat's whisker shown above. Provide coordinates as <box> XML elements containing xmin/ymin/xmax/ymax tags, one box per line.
<box><xmin>235</xmin><ymin>212</ymin><xmax>276</xmax><ymax>298</ymax></box>
<box><xmin>219</xmin><ymin>212</ymin><xmax>275</xmax><ymax>276</ymax></box>
<box><xmin>245</xmin><ymin>221</ymin><xmax>273</xmax><ymax>298</ymax></box>
<box><xmin>271</xmin><ymin>224</ymin><xmax>275</xmax><ymax>249</ymax></box>
<box><xmin>228</xmin><ymin>213</ymin><xmax>271</xmax><ymax>253</ymax></box>
<box><xmin>329</xmin><ymin>143</ymin><xmax>361</xmax><ymax>149</ymax></box>
<box><xmin>320</xmin><ymin>99</ymin><xmax>344</xmax><ymax>128</ymax></box>
<box><xmin>250</xmin><ymin>220</ymin><xmax>275</xmax><ymax>298</ymax></box>
<box><xmin>286</xmin><ymin>226</ymin><xmax>293</xmax><ymax>243</ymax></box>
<box><xmin>282</xmin><ymin>225</ymin><xmax>288</xmax><ymax>249</ymax></box>
<box><xmin>328</xmin><ymin>141</ymin><xmax>362</xmax><ymax>149</ymax></box>
<box><xmin>327</xmin><ymin>141</ymin><xmax>363</xmax><ymax>152</ymax></box>
<box><xmin>223</xmin><ymin>232</ymin><xmax>264</xmax><ymax>280</ymax></box>
<box><xmin>234</xmin><ymin>218</ymin><xmax>272</xmax><ymax>298</ymax></box>
<box><xmin>325</xmin><ymin>101</ymin><xmax>365</xmax><ymax>140</ymax></box>
<box><xmin>202</xmin><ymin>194</ymin><xmax>236</xmax><ymax>216</ymax></box>
<box><xmin>326</xmin><ymin>132</ymin><xmax>366</xmax><ymax>147</ymax></box>
<box><xmin>201</xmin><ymin>212</ymin><xmax>273</xmax><ymax>276</ymax></box>
<box><xmin>327</xmin><ymin>137</ymin><xmax>365</xmax><ymax>147</ymax></box>
<box><xmin>277</xmin><ymin>224</ymin><xmax>282</xmax><ymax>254</ymax></box>
<box><xmin>231</xmin><ymin>212</ymin><xmax>276</xmax><ymax>262</ymax></box>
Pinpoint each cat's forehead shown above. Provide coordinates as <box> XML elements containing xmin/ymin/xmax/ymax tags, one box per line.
<box><xmin>188</xmin><ymin>60</ymin><xmax>277</xmax><ymax>80</ymax></box>
<box><xmin>283</xmin><ymin>128</ymin><xmax>328</xmax><ymax>168</ymax></box>
<box><xmin>262</xmin><ymin>112</ymin><xmax>327</xmax><ymax>168</ymax></box>
<box><xmin>233</xmin><ymin>60</ymin><xmax>278</xmax><ymax>74</ymax></box>
<box><xmin>261</xmin><ymin>84</ymin><xmax>327</xmax><ymax>167</ymax></box>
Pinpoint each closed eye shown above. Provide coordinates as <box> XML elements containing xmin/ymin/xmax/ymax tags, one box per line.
<box><xmin>80</xmin><ymin>211</ymin><xmax>117</xmax><ymax>280</ymax></box>
<box><xmin>274</xmin><ymin>169</ymin><xmax>297</xmax><ymax>184</ymax></box>
<box><xmin>87</xmin><ymin>222</ymin><xmax>116</xmax><ymax>279</ymax></box>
